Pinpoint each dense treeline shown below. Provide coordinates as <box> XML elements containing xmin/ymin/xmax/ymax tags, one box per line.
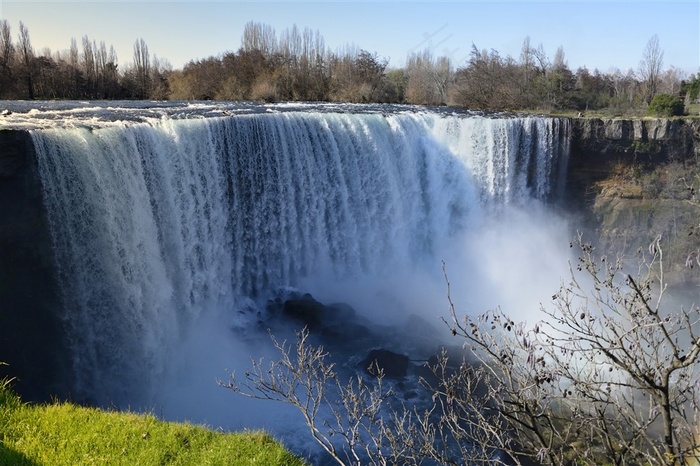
<box><xmin>167</xmin><ymin>23</ymin><xmax>399</xmax><ymax>103</ymax></box>
<box><xmin>0</xmin><ymin>19</ymin><xmax>696</xmax><ymax>114</ymax></box>
<box><xmin>0</xmin><ymin>20</ymin><xmax>169</xmax><ymax>100</ymax></box>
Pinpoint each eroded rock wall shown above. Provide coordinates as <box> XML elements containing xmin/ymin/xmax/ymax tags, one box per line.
<box><xmin>568</xmin><ymin>118</ymin><xmax>700</xmax><ymax>284</ymax></box>
<box><xmin>574</xmin><ymin>117</ymin><xmax>700</xmax><ymax>145</ymax></box>
<box><xmin>568</xmin><ymin>118</ymin><xmax>699</xmax><ymax>192</ymax></box>
<box><xmin>0</xmin><ymin>129</ymin><xmax>71</xmax><ymax>401</ymax></box>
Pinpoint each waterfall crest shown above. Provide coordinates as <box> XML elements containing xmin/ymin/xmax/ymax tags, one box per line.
<box><xmin>31</xmin><ymin>110</ymin><xmax>570</xmax><ymax>403</ymax></box>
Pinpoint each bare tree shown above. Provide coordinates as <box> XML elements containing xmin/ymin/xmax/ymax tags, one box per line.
<box><xmin>149</xmin><ymin>54</ymin><xmax>171</xmax><ymax>100</ymax></box>
<box><xmin>227</xmin><ymin>235</ymin><xmax>700</xmax><ymax>465</ymax></box>
<box><xmin>68</xmin><ymin>37</ymin><xmax>82</xmax><ymax>97</ymax></box>
<box><xmin>81</xmin><ymin>36</ymin><xmax>96</xmax><ymax>97</ymax></box>
<box><xmin>610</xmin><ymin>66</ymin><xmax>639</xmax><ymax>108</ymax></box>
<box><xmin>224</xmin><ymin>329</ymin><xmax>428</xmax><ymax>466</ymax></box>
<box><xmin>405</xmin><ymin>48</ymin><xmax>452</xmax><ymax>105</ymax></box>
<box><xmin>242</xmin><ymin>21</ymin><xmax>277</xmax><ymax>59</ymax></box>
<box><xmin>17</xmin><ymin>21</ymin><xmax>34</xmax><ymax>99</ymax></box>
<box><xmin>520</xmin><ymin>36</ymin><xmax>534</xmax><ymax>87</ymax></box>
<box><xmin>0</xmin><ymin>20</ymin><xmax>13</xmax><ymax>71</ymax></box>
<box><xmin>0</xmin><ymin>20</ymin><xmax>15</xmax><ymax>97</ymax></box>
<box><xmin>133</xmin><ymin>37</ymin><xmax>151</xmax><ymax>99</ymax></box>
<box><xmin>531</xmin><ymin>43</ymin><xmax>549</xmax><ymax>77</ymax></box>
<box><xmin>102</xmin><ymin>43</ymin><xmax>120</xmax><ymax>98</ymax></box>
<box><xmin>443</xmin><ymin>235</ymin><xmax>700</xmax><ymax>465</ymax></box>
<box><xmin>450</xmin><ymin>45</ymin><xmax>520</xmax><ymax>109</ymax></box>
<box><xmin>274</xmin><ymin>24</ymin><xmax>330</xmax><ymax>100</ymax></box>
<box><xmin>552</xmin><ymin>46</ymin><xmax>566</xmax><ymax>72</ymax></box>
<box><xmin>639</xmin><ymin>34</ymin><xmax>664</xmax><ymax>104</ymax></box>
<box><xmin>660</xmin><ymin>66</ymin><xmax>685</xmax><ymax>96</ymax></box>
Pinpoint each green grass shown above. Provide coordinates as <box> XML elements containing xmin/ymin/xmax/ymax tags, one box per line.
<box><xmin>0</xmin><ymin>379</ymin><xmax>306</xmax><ymax>466</ymax></box>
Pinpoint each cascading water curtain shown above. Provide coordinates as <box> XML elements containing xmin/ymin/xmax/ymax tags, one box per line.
<box><xmin>32</xmin><ymin>111</ymin><xmax>570</xmax><ymax>405</ymax></box>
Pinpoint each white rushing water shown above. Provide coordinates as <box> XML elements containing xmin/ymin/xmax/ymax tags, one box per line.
<box><xmin>30</xmin><ymin>107</ymin><xmax>571</xmax><ymax>439</ymax></box>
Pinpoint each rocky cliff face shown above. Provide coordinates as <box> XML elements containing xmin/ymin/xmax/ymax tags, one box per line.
<box><xmin>567</xmin><ymin>117</ymin><xmax>700</xmax><ymax>198</ymax></box>
<box><xmin>574</xmin><ymin>117</ymin><xmax>700</xmax><ymax>144</ymax></box>
<box><xmin>568</xmin><ymin>117</ymin><xmax>700</xmax><ymax>284</ymax></box>
<box><xmin>0</xmin><ymin>129</ymin><xmax>71</xmax><ymax>401</ymax></box>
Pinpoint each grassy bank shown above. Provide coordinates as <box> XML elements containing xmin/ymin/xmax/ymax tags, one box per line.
<box><xmin>0</xmin><ymin>379</ymin><xmax>305</xmax><ymax>466</ymax></box>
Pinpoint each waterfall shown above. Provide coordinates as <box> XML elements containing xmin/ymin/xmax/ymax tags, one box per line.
<box><xmin>31</xmin><ymin>109</ymin><xmax>570</xmax><ymax>405</ymax></box>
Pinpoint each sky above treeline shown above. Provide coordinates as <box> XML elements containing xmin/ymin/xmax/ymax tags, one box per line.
<box><xmin>1</xmin><ymin>0</ymin><xmax>698</xmax><ymax>75</ymax></box>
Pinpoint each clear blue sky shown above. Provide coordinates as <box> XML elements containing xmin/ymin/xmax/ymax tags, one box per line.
<box><xmin>1</xmin><ymin>1</ymin><xmax>698</xmax><ymax>75</ymax></box>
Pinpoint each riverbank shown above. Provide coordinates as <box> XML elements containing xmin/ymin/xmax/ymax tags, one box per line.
<box><xmin>0</xmin><ymin>379</ymin><xmax>305</xmax><ymax>466</ymax></box>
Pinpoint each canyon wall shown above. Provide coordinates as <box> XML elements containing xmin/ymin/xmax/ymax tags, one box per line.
<box><xmin>568</xmin><ymin>117</ymin><xmax>700</xmax><ymax>284</ymax></box>
<box><xmin>568</xmin><ymin>117</ymin><xmax>700</xmax><ymax>197</ymax></box>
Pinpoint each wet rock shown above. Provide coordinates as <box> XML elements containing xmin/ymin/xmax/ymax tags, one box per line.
<box><xmin>604</xmin><ymin>119</ymin><xmax>632</xmax><ymax>140</ymax></box>
<box><xmin>359</xmin><ymin>348</ymin><xmax>409</xmax><ymax>378</ymax></box>
<box><xmin>325</xmin><ymin>302</ymin><xmax>357</xmax><ymax>323</ymax></box>
<box><xmin>319</xmin><ymin>322</ymin><xmax>372</xmax><ymax>344</ymax></box>
<box><xmin>282</xmin><ymin>293</ymin><xmax>326</xmax><ymax>329</ymax></box>
<box><xmin>0</xmin><ymin>129</ymin><xmax>30</xmax><ymax>177</ymax></box>
<box><xmin>645</xmin><ymin>118</ymin><xmax>671</xmax><ymax>140</ymax></box>
<box><xmin>633</xmin><ymin>120</ymin><xmax>646</xmax><ymax>140</ymax></box>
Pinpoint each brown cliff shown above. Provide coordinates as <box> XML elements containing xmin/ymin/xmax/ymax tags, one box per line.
<box><xmin>568</xmin><ymin>117</ymin><xmax>700</xmax><ymax>283</ymax></box>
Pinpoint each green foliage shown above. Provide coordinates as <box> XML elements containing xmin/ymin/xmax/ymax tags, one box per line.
<box><xmin>647</xmin><ymin>93</ymin><xmax>685</xmax><ymax>116</ymax></box>
<box><xmin>629</xmin><ymin>139</ymin><xmax>661</xmax><ymax>156</ymax></box>
<box><xmin>682</xmin><ymin>74</ymin><xmax>700</xmax><ymax>102</ymax></box>
<box><xmin>385</xmin><ymin>69</ymin><xmax>408</xmax><ymax>102</ymax></box>
<box><xmin>0</xmin><ymin>384</ymin><xmax>305</xmax><ymax>466</ymax></box>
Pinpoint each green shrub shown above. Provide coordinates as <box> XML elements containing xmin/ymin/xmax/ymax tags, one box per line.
<box><xmin>647</xmin><ymin>93</ymin><xmax>685</xmax><ymax>117</ymax></box>
<box><xmin>682</xmin><ymin>75</ymin><xmax>700</xmax><ymax>102</ymax></box>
